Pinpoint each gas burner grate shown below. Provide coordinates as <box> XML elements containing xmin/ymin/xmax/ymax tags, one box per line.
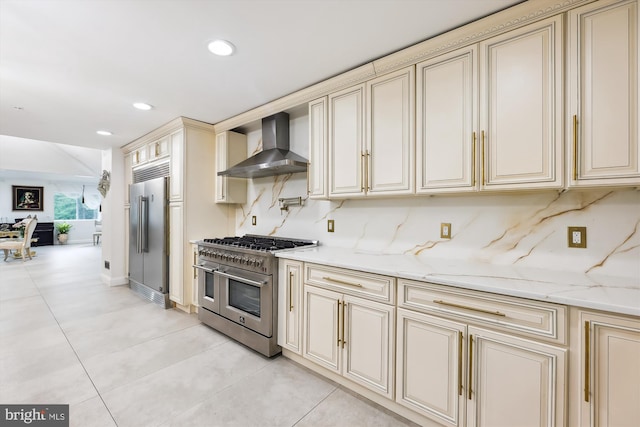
<box><xmin>202</xmin><ymin>235</ymin><xmax>316</xmax><ymax>252</ymax></box>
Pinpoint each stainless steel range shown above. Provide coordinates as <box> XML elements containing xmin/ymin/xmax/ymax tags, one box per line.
<box><xmin>194</xmin><ymin>235</ymin><xmax>317</xmax><ymax>357</ymax></box>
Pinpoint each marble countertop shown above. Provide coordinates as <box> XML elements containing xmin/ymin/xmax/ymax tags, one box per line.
<box><xmin>276</xmin><ymin>246</ymin><xmax>640</xmax><ymax>317</ymax></box>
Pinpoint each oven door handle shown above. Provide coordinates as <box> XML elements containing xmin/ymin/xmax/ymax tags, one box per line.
<box><xmin>215</xmin><ymin>271</ymin><xmax>266</xmax><ymax>288</ymax></box>
<box><xmin>192</xmin><ymin>265</ymin><xmax>216</xmax><ymax>274</ymax></box>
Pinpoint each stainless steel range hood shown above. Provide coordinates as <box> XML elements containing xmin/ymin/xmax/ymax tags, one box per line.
<box><xmin>217</xmin><ymin>112</ymin><xmax>308</xmax><ymax>179</ymax></box>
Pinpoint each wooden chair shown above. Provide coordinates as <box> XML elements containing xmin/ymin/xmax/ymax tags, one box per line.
<box><xmin>0</xmin><ymin>218</ymin><xmax>38</xmax><ymax>261</ymax></box>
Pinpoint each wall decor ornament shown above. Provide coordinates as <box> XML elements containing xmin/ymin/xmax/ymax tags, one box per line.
<box><xmin>12</xmin><ymin>186</ymin><xmax>43</xmax><ymax>211</ymax></box>
<box><xmin>98</xmin><ymin>170</ymin><xmax>111</xmax><ymax>197</ymax></box>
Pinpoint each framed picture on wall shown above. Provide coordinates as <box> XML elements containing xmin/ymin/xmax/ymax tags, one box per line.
<box><xmin>12</xmin><ymin>185</ymin><xmax>43</xmax><ymax>211</ymax></box>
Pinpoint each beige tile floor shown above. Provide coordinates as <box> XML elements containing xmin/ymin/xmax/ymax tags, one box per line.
<box><xmin>0</xmin><ymin>244</ymin><xmax>418</xmax><ymax>427</ymax></box>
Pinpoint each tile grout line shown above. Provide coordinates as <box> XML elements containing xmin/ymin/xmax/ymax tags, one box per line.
<box><xmin>291</xmin><ymin>387</ymin><xmax>339</xmax><ymax>427</ymax></box>
<box><xmin>26</xmin><ymin>263</ymin><xmax>120</xmax><ymax>427</ymax></box>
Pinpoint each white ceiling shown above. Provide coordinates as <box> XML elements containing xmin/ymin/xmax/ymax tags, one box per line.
<box><xmin>0</xmin><ymin>0</ymin><xmax>523</xmax><ymax>151</ymax></box>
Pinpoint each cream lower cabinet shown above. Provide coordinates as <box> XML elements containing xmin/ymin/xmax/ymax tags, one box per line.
<box><xmin>303</xmin><ymin>285</ymin><xmax>395</xmax><ymax>398</ymax></box>
<box><xmin>574</xmin><ymin>310</ymin><xmax>640</xmax><ymax>426</ymax></box>
<box><xmin>568</xmin><ymin>0</ymin><xmax>640</xmax><ymax>187</ymax></box>
<box><xmin>302</xmin><ymin>264</ymin><xmax>395</xmax><ymax>399</ymax></box>
<box><xmin>397</xmin><ymin>279</ymin><xmax>567</xmax><ymax>427</ymax></box>
<box><xmin>277</xmin><ymin>259</ymin><xmax>303</xmax><ymax>354</ymax></box>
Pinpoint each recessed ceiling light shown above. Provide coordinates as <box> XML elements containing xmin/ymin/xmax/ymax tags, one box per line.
<box><xmin>208</xmin><ymin>39</ymin><xmax>235</xmax><ymax>56</ymax></box>
<box><xmin>96</xmin><ymin>130</ymin><xmax>112</xmax><ymax>136</ymax></box>
<box><xmin>133</xmin><ymin>102</ymin><xmax>153</xmax><ymax>111</ymax></box>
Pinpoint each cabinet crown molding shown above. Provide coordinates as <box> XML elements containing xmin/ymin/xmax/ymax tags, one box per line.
<box><xmin>213</xmin><ymin>0</ymin><xmax>593</xmax><ymax>133</ymax></box>
<box><xmin>121</xmin><ymin>116</ymin><xmax>216</xmax><ymax>154</ymax></box>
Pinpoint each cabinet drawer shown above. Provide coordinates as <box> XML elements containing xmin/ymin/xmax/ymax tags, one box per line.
<box><xmin>399</xmin><ymin>279</ymin><xmax>566</xmax><ymax>344</ymax></box>
<box><xmin>304</xmin><ymin>263</ymin><xmax>394</xmax><ymax>304</ymax></box>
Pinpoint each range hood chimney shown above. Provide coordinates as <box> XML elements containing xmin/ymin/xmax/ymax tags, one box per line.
<box><xmin>217</xmin><ymin>112</ymin><xmax>308</xmax><ymax>179</ymax></box>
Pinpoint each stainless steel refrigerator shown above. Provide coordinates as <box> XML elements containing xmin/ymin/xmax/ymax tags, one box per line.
<box><xmin>129</xmin><ymin>176</ymin><xmax>170</xmax><ymax>308</ymax></box>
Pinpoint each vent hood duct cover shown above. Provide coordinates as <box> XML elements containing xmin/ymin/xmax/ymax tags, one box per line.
<box><xmin>217</xmin><ymin>112</ymin><xmax>308</xmax><ymax>179</ymax></box>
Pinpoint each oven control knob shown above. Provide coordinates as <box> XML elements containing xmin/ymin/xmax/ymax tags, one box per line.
<box><xmin>255</xmin><ymin>259</ymin><xmax>263</xmax><ymax>268</ymax></box>
<box><xmin>248</xmin><ymin>258</ymin><xmax>255</xmax><ymax>266</ymax></box>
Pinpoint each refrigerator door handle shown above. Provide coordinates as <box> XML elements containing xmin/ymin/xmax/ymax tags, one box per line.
<box><xmin>136</xmin><ymin>196</ymin><xmax>143</xmax><ymax>253</ymax></box>
<box><xmin>140</xmin><ymin>196</ymin><xmax>149</xmax><ymax>253</ymax></box>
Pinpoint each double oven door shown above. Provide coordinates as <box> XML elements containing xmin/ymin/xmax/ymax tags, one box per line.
<box><xmin>196</xmin><ymin>260</ymin><xmax>274</xmax><ymax>337</ymax></box>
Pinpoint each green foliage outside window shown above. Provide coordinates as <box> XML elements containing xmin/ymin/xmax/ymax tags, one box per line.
<box><xmin>54</xmin><ymin>193</ymin><xmax>97</xmax><ymax>220</ymax></box>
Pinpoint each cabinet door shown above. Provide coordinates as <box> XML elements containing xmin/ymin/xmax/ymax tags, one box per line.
<box><xmin>417</xmin><ymin>46</ymin><xmax>477</xmax><ymax>193</ymax></box>
<box><xmin>328</xmin><ymin>84</ymin><xmax>365</xmax><ymax>198</ymax></box>
<box><xmin>467</xmin><ymin>326</ymin><xmax>566</xmax><ymax>427</ymax></box>
<box><xmin>168</xmin><ymin>202</ymin><xmax>184</xmax><ymax>305</ymax></box>
<box><xmin>215</xmin><ymin>131</ymin><xmax>247</xmax><ymax>204</ymax></box>
<box><xmin>169</xmin><ymin>130</ymin><xmax>184</xmax><ymax>202</ymax></box>
<box><xmin>149</xmin><ymin>136</ymin><xmax>170</xmax><ymax>162</ymax></box>
<box><xmin>303</xmin><ymin>285</ymin><xmax>341</xmax><ymax>373</ymax></box>
<box><xmin>579</xmin><ymin>311</ymin><xmax>640</xmax><ymax>427</ymax></box>
<box><xmin>568</xmin><ymin>0</ymin><xmax>640</xmax><ymax>186</ymax></box>
<box><xmin>366</xmin><ymin>66</ymin><xmax>415</xmax><ymax>196</ymax></box>
<box><xmin>343</xmin><ymin>295</ymin><xmax>395</xmax><ymax>399</ymax></box>
<box><xmin>308</xmin><ymin>97</ymin><xmax>328</xmax><ymax>199</ymax></box>
<box><xmin>480</xmin><ymin>16</ymin><xmax>563</xmax><ymax>189</ymax></box>
<box><xmin>396</xmin><ymin>308</ymin><xmax>466</xmax><ymax>427</ymax></box>
<box><xmin>132</xmin><ymin>146</ymin><xmax>148</xmax><ymax>166</ymax></box>
<box><xmin>278</xmin><ymin>260</ymin><xmax>303</xmax><ymax>354</ymax></box>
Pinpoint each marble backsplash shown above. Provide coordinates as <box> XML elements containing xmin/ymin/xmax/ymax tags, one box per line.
<box><xmin>234</xmin><ymin>173</ymin><xmax>639</xmax><ymax>280</ymax></box>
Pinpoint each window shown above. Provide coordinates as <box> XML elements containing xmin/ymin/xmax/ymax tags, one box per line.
<box><xmin>54</xmin><ymin>193</ymin><xmax>98</xmax><ymax>220</ymax></box>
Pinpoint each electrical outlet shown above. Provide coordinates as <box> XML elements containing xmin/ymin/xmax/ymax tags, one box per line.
<box><xmin>327</xmin><ymin>219</ymin><xmax>335</xmax><ymax>233</ymax></box>
<box><xmin>251</xmin><ymin>216</ymin><xmax>257</xmax><ymax>226</ymax></box>
<box><xmin>568</xmin><ymin>226</ymin><xmax>587</xmax><ymax>248</ymax></box>
<box><xmin>440</xmin><ymin>223</ymin><xmax>452</xmax><ymax>239</ymax></box>
<box><xmin>104</xmin><ymin>261</ymin><xmax>110</xmax><ymax>270</ymax></box>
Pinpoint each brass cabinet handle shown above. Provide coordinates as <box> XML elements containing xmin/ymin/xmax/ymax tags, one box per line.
<box><xmin>155</xmin><ymin>142</ymin><xmax>160</xmax><ymax>157</ymax></box>
<box><xmin>323</xmin><ymin>276</ymin><xmax>363</xmax><ymax>288</ymax></box>
<box><xmin>366</xmin><ymin>151</ymin><xmax>371</xmax><ymax>191</ymax></box>
<box><xmin>337</xmin><ymin>300</ymin><xmax>342</xmax><ymax>346</ymax></box>
<box><xmin>306</xmin><ymin>162</ymin><xmax>311</xmax><ymax>195</ymax></box>
<box><xmin>573</xmin><ymin>115</ymin><xmax>579</xmax><ymax>181</ymax></box>
<box><xmin>288</xmin><ymin>272</ymin><xmax>294</xmax><ymax>312</ymax></box>
<box><xmin>584</xmin><ymin>320</ymin><xmax>590</xmax><ymax>402</ymax></box>
<box><xmin>135</xmin><ymin>151</ymin><xmax>139</xmax><ymax>164</ymax></box>
<box><xmin>468</xmin><ymin>334</ymin><xmax>474</xmax><ymax>400</ymax></box>
<box><xmin>433</xmin><ymin>299</ymin><xmax>506</xmax><ymax>317</ymax></box>
<box><xmin>458</xmin><ymin>331</ymin><xmax>464</xmax><ymax>396</ymax></box>
<box><xmin>472</xmin><ymin>132</ymin><xmax>477</xmax><ymax>187</ymax></box>
<box><xmin>342</xmin><ymin>301</ymin><xmax>347</xmax><ymax>348</ymax></box>
<box><xmin>361</xmin><ymin>151</ymin><xmax>366</xmax><ymax>191</ymax></box>
<box><xmin>481</xmin><ymin>130</ymin><xmax>486</xmax><ymax>185</ymax></box>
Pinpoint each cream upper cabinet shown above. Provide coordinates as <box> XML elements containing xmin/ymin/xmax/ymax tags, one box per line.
<box><xmin>480</xmin><ymin>15</ymin><xmax>564</xmax><ymax>190</ymax></box>
<box><xmin>169</xmin><ymin>130</ymin><xmax>184</xmax><ymax>202</ymax></box>
<box><xmin>366</xmin><ymin>66</ymin><xmax>415</xmax><ymax>196</ymax></box>
<box><xmin>328</xmin><ymin>84</ymin><xmax>366</xmax><ymax>197</ymax></box>
<box><xmin>278</xmin><ymin>259</ymin><xmax>303</xmax><ymax>354</ymax></box>
<box><xmin>308</xmin><ymin>97</ymin><xmax>328</xmax><ymax>199</ymax></box>
<box><xmin>568</xmin><ymin>0</ymin><xmax>640</xmax><ymax>187</ymax></box>
<box><xmin>131</xmin><ymin>146</ymin><xmax>148</xmax><ymax>166</ymax></box>
<box><xmin>215</xmin><ymin>131</ymin><xmax>247</xmax><ymax>204</ymax></box>
<box><xmin>575</xmin><ymin>310</ymin><xmax>640</xmax><ymax>427</ymax></box>
<box><xmin>328</xmin><ymin>66</ymin><xmax>414</xmax><ymax>198</ymax></box>
<box><xmin>416</xmin><ymin>46</ymin><xmax>478</xmax><ymax>193</ymax></box>
<box><xmin>148</xmin><ymin>136</ymin><xmax>170</xmax><ymax>162</ymax></box>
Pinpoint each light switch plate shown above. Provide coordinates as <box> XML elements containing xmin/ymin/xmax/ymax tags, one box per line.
<box><xmin>568</xmin><ymin>226</ymin><xmax>587</xmax><ymax>248</ymax></box>
<box><xmin>440</xmin><ymin>223</ymin><xmax>452</xmax><ymax>239</ymax></box>
<box><xmin>327</xmin><ymin>219</ymin><xmax>335</xmax><ymax>233</ymax></box>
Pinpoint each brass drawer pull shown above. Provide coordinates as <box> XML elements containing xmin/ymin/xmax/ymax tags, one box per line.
<box><xmin>584</xmin><ymin>320</ymin><xmax>590</xmax><ymax>402</ymax></box>
<box><xmin>433</xmin><ymin>299</ymin><xmax>506</xmax><ymax>317</ymax></box>
<box><xmin>323</xmin><ymin>276</ymin><xmax>363</xmax><ymax>288</ymax></box>
<box><xmin>288</xmin><ymin>272</ymin><xmax>294</xmax><ymax>312</ymax></box>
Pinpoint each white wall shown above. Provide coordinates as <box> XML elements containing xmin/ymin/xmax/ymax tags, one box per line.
<box><xmin>235</xmin><ymin>115</ymin><xmax>640</xmax><ymax>280</ymax></box>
